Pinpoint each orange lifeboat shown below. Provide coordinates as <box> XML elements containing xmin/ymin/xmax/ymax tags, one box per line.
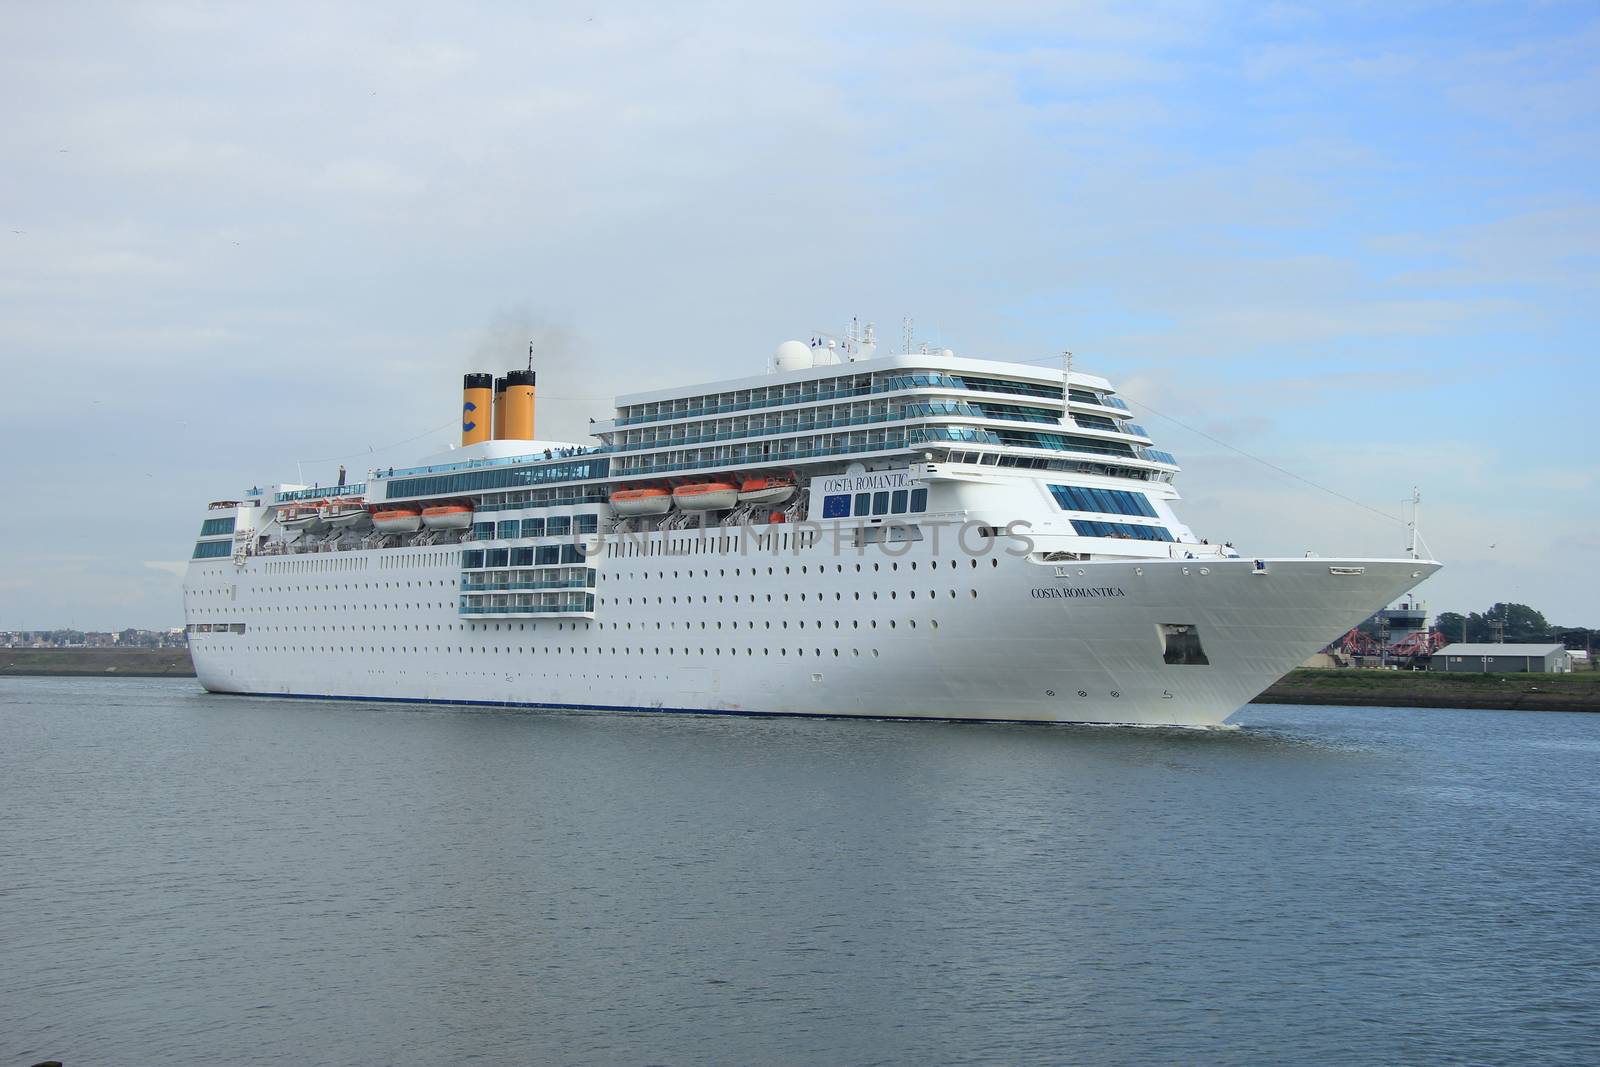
<box><xmin>324</xmin><ymin>499</ymin><xmax>371</xmax><ymax>529</ymax></box>
<box><xmin>279</xmin><ymin>503</ymin><xmax>327</xmax><ymax>532</ymax></box>
<box><xmin>372</xmin><ymin>506</ymin><xmax>422</xmax><ymax>533</ymax></box>
<box><xmin>610</xmin><ymin>486</ymin><xmax>673</xmax><ymax>517</ymax></box>
<box><xmin>421</xmin><ymin>502</ymin><xmax>474</xmax><ymax>531</ymax></box>
<box><xmin>738</xmin><ymin>476</ymin><xmax>796</xmax><ymax>506</ymax></box>
<box><xmin>674</xmin><ymin>481</ymin><xmax>739</xmax><ymax>511</ymax></box>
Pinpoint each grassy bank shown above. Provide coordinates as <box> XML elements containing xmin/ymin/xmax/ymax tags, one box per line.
<box><xmin>0</xmin><ymin>647</ymin><xmax>196</xmax><ymax>677</ymax></box>
<box><xmin>1254</xmin><ymin>667</ymin><xmax>1599</xmax><ymax>712</ymax></box>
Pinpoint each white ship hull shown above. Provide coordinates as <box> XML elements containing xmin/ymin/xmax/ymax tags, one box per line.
<box><xmin>186</xmin><ymin>344</ymin><xmax>1442</xmax><ymax>728</ymax></box>
<box><xmin>184</xmin><ymin>536</ymin><xmax>1437</xmax><ymax>727</ymax></box>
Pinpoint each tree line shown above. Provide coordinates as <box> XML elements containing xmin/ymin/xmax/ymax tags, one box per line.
<box><xmin>1431</xmin><ymin>602</ymin><xmax>1596</xmax><ymax>650</ymax></box>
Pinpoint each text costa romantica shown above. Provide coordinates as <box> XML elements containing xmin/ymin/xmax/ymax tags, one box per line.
<box><xmin>1030</xmin><ymin>586</ymin><xmax>1127</xmax><ymax>599</ymax></box>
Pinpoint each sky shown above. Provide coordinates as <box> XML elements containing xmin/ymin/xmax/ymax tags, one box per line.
<box><xmin>1</xmin><ymin>1</ymin><xmax>1595</xmax><ymax>629</ymax></box>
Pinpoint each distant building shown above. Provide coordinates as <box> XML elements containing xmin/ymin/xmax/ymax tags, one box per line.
<box><xmin>1431</xmin><ymin>643</ymin><xmax>1571</xmax><ymax>673</ymax></box>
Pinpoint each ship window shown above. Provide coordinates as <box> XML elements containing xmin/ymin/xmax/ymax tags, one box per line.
<box><xmin>497</xmin><ymin>520</ymin><xmax>519</xmax><ymax>538</ymax></box>
<box><xmin>891</xmin><ymin>490</ymin><xmax>908</xmax><ymax>514</ymax></box>
<box><xmin>910</xmin><ymin>488</ymin><xmax>927</xmax><ymax>512</ymax></box>
<box><xmin>1070</xmin><ymin>519</ymin><xmax>1174</xmax><ymax>542</ymax></box>
<box><xmin>1159</xmin><ymin>623</ymin><xmax>1209</xmax><ymax>665</ymax></box>
<box><xmin>1050</xmin><ymin>484</ymin><xmax>1159</xmax><ymax>518</ymax></box>
<box><xmin>548</xmin><ymin>516</ymin><xmax>571</xmax><ymax>536</ymax></box>
<box><xmin>521</xmin><ymin>518</ymin><xmax>545</xmax><ymax>537</ymax></box>
<box><xmin>872</xmin><ymin>491</ymin><xmax>890</xmax><ymax>515</ymax></box>
<box><xmin>853</xmin><ymin>493</ymin><xmax>870</xmax><ymax>516</ymax></box>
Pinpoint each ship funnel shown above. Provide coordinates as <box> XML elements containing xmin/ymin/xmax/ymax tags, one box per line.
<box><xmin>499</xmin><ymin>369</ymin><xmax>537</xmax><ymax>440</ymax></box>
<box><xmin>461</xmin><ymin>373</ymin><xmax>493</xmax><ymax>446</ymax></box>
<box><xmin>491</xmin><ymin>376</ymin><xmax>507</xmax><ymax>439</ymax></box>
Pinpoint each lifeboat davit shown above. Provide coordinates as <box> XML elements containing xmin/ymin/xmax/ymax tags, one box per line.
<box><xmin>421</xmin><ymin>503</ymin><xmax>474</xmax><ymax>531</ymax></box>
<box><xmin>610</xmin><ymin>487</ymin><xmax>672</xmax><ymax>517</ymax></box>
<box><xmin>674</xmin><ymin>481</ymin><xmax>739</xmax><ymax>511</ymax></box>
<box><xmin>324</xmin><ymin>500</ymin><xmax>371</xmax><ymax>529</ymax></box>
<box><xmin>372</xmin><ymin>507</ymin><xmax>422</xmax><ymax>533</ymax></box>
<box><xmin>738</xmin><ymin>477</ymin><xmax>796</xmax><ymax>506</ymax></box>
<box><xmin>279</xmin><ymin>504</ymin><xmax>326</xmax><ymax>532</ymax></box>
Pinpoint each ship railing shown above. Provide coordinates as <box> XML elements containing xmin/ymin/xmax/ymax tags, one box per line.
<box><xmin>612</xmin><ymin>379</ymin><xmax>1095</xmax><ymax>430</ymax></box>
<box><xmin>458</xmin><ymin>604</ymin><xmax>595</xmax><ymax>616</ymax></box>
<box><xmin>474</xmin><ymin>492</ymin><xmax>609</xmax><ymax>512</ymax></box>
<box><xmin>461</xmin><ymin>579</ymin><xmax>591</xmax><ymax>592</ymax></box>
<box><xmin>274</xmin><ymin>483</ymin><xmax>366</xmax><ymax>504</ymax></box>
<box><xmin>1165</xmin><ymin>543</ymin><xmax>1237</xmax><ymax>560</ymax></box>
<box><xmin>612</xmin><ymin>436</ymin><xmax>913</xmax><ymax>477</ymax></box>
<box><xmin>610</xmin><ymin>374</ymin><xmax>1141</xmax><ymax>433</ymax></box>
<box><xmin>375</xmin><ymin>445</ymin><xmax>611</xmax><ymax>481</ymax></box>
<box><xmin>611</xmin><ymin>403</ymin><xmax>1082</xmax><ymax>453</ymax></box>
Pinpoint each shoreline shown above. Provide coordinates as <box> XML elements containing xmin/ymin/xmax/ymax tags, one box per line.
<box><xmin>1</xmin><ymin>647</ymin><xmax>197</xmax><ymax>678</ymax></box>
<box><xmin>1252</xmin><ymin>668</ymin><xmax>1598</xmax><ymax>713</ymax></box>
<box><xmin>4</xmin><ymin>651</ymin><xmax>1595</xmax><ymax>712</ymax></box>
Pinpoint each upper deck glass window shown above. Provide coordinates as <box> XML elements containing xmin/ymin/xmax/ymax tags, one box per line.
<box><xmin>1070</xmin><ymin>519</ymin><xmax>1173</xmax><ymax>542</ymax></box>
<box><xmin>1049</xmin><ymin>485</ymin><xmax>1158</xmax><ymax>518</ymax></box>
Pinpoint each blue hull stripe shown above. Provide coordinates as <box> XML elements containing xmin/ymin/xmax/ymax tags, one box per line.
<box><xmin>207</xmin><ymin>688</ymin><xmax>1161</xmax><ymax>728</ymax></box>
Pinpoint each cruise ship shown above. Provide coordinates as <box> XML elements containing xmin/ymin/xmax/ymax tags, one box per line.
<box><xmin>183</xmin><ymin>326</ymin><xmax>1440</xmax><ymax>727</ymax></box>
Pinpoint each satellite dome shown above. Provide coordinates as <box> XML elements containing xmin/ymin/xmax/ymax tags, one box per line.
<box><xmin>775</xmin><ymin>340</ymin><xmax>812</xmax><ymax>372</ymax></box>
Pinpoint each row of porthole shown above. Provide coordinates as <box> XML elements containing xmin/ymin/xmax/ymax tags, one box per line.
<box><xmin>196</xmin><ymin>605</ymin><xmax>952</xmax><ymax>631</ymax></box>
<box><xmin>603</xmin><ymin>558</ymin><xmax>999</xmax><ymax>581</ymax></box>
<box><xmin>608</xmin><ymin>589</ymin><xmax>978</xmax><ymax>606</ymax></box>
<box><xmin>208</xmin><ymin>645</ymin><xmax>883</xmax><ymax>658</ymax></box>
<box><xmin>243</xmin><ymin>581</ymin><xmax>457</xmax><ymax>593</ymax></box>
<box><xmin>198</xmin><ymin>556</ymin><xmax>995</xmax><ymax>602</ymax></box>
<box><xmin>600</xmin><ymin>618</ymin><xmax>939</xmax><ymax>631</ymax></box>
<box><xmin>257</xmin><ymin>551</ymin><xmax>455</xmax><ymax>573</ymax></box>
<box><xmin>214</xmin><ymin>621</ymin><xmax>586</xmax><ymax>634</ymax></box>
<box><xmin>199</xmin><ymin>589</ymin><xmax>976</xmax><ymax>615</ymax></box>
<box><xmin>198</xmin><ymin>603</ymin><xmax>456</xmax><ymax>614</ymax></box>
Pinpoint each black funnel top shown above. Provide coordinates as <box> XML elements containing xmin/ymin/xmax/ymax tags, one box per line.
<box><xmin>463</xmin><ymin>373</ymin><xmax>493</xmax><ymax>389</ymax></box>
<box><xmin>505</xmin><ymin>369</ymin><xmax>537</xmax><ymax>387</ymax></box>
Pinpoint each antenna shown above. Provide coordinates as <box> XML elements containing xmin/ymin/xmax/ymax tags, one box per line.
<box><xmin>527</xmin><ymin>341</ymin><xmax>534</xmax><ymax>373</ymax></box>
<box><xmin>1406</xmin><ymin>486</ymin><xmax>1420</xmax><ymax>560</ymax></box>
<box><xmin>1062</xmin><ymin>350</ymin><xmax>1073</xmax><ymax>425</ymax></box>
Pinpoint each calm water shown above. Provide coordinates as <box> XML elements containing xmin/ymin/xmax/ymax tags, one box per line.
<box><xmin>2</xmin><ymin>679</ymin><xmax>1597</xmax><ymax>1066</ymax></box>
